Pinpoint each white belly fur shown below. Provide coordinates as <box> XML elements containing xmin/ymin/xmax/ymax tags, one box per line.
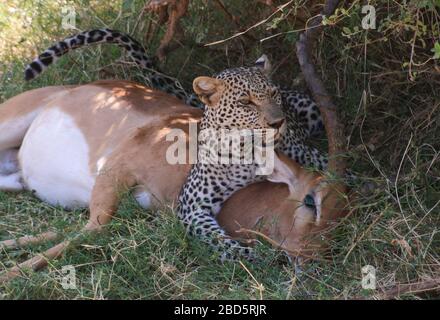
<box><xmin>0</xmin><ymin>149</ymin><xmax>19</xmax><ymax>175</ymax></box>
<box><xmin>0</xmin><ymin>172</ymin><xmax>23</xmax><ymax>191</ymax></box>
<box><xmin>19</xmin><ymin>108</ymin><xmax>95</xmax><ymax>209</ymax></box>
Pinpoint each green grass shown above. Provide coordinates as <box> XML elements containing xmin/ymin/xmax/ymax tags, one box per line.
<box><xmin>0</xmin><ymin>0</ymin><xmax>439</xmax><ymax>299</ymax></box>
<box><xmin>1</xmin><ymin>182</ymin><xmax>438</xmax><ymax>299</ymax></box>
<box><xmin>0</xmin><ymin>192</ymin><xmax>298</xmax><ymax>299</ymax></box>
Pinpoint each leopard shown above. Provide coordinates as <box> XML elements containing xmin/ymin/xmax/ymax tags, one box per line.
<box><xmin>179</xmin><ymin>66</ymin><xmax>286</xmax><ymax>260</ymax></box>
<box><xmin>24</xmin><ymin>28</ymin><xmax>328</xmax><ymax>171</ymax></box>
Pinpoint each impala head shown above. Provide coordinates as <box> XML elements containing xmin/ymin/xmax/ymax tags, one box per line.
<box><xmin>265</xmin><ymin>153</ymin><xmax>347</xmax><ymax>258</ymax></box>
<box><xmin>193</xmin><ymin>56</ymin><xmax>285</xmax><ymax>139</ymax></box>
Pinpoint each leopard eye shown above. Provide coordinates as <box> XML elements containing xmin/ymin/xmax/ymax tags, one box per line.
<box><xmin>238</xmin><ymin>96</ymin><xmax>251</xmax><ymax>105</ymax></box>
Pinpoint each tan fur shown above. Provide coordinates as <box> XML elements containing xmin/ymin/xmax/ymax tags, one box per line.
<box><xmin>0</xmin><ymin>85</ymin><xmax>75</xmax><ymax>122</ymax></box>
<box><xmin>0</xmin><ymin>86</ymin><xmax>74</xmax><ymax>150</ymax></box>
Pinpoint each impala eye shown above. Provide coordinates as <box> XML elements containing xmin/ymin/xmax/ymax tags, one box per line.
<box><xmin>303</xmin><ymin>194</ymin><xmax>316</xmax><ymax>210</ymax></box>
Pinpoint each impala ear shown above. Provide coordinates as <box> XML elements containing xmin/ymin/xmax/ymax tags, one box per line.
<box><xmin>255</xmin><ymin>54</ymin><xmax>272</xmax><ymax>76</ymax></box>
<box><xmin>193</xmin><ymin>76</ymin><xmax>224</xmax><ymax>107</ymax></box>
<box><xmin>267</xmin><ymin>153</ymin><xmax>298</xmax><ymax>193</ymax></box>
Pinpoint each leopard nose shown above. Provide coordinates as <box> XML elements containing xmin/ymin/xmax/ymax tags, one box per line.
<box><xmin>268</xmin><ymin>119</ymin><xmax>285</xmax><ymax>129</ymax></box>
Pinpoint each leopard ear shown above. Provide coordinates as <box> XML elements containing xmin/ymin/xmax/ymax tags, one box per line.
<box><xmin>193</xmin><ymin>76</ymin><xmax>224</xmax><ymax>107</ymax></box>
<box><xmin>255</xmin><ymin>54</ymin><xmax>272</xmax><ymax>76</ymax></box>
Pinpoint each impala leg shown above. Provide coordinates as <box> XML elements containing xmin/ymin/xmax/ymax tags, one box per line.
<box><xmin>0</xmin><ymin>231</ymin><xmax>60</xmax><ymax>251</ymax></box>
<box><xmin>0</xmin><ymin>171</ymin><xmax>134</xmax><ymax>284</ymax></box>
<box><xmin>0</xmin><ymin>240</ymin><xmax>71</xmax><ymax>284</ymax></box>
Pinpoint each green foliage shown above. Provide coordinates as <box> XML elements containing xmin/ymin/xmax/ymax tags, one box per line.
<box><xmin>432</xmin><ymin>42</ymin><xmax>440</xmax><ymax>59</ymax></box>
<box><xmin>413</xmin><ymin>0</ymin><xmax>440</xmax><ymax>9</ymax></box>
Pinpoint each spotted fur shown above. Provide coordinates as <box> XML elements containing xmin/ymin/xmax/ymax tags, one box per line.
<box><xmin>278</xmin><ymin>89</ymin><xmax>327</xmax><ymax>170</ymax></box>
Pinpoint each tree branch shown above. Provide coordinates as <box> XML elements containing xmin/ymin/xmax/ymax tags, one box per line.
<box><xmin>295</xmin><ymin>0</ymin><xmax>346</xmax><ymax>177</ymax></box>
<box><xmin>145</xmin><ymin>0</ymin><xmax>189</xmax><ymax>61</ymax></box>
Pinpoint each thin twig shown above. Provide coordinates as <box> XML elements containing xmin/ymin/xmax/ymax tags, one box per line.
<box><xmin>212</xmin><ymin>0</ymin><xmax>256</xmax><ymax>44</ymax></box>
<box><xmin>205</xmin><ymin>0</ymin><xmax>295</xmax><ymax>47</ymax></box>
<box><xmin>239</xmin><ymin>261</ymin><xmax>265</xmax><ymax>300</ymax></box>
